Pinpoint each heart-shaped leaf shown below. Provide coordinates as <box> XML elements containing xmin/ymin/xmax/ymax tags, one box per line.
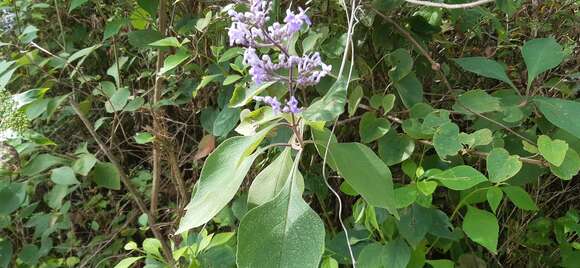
<box><xmin>537</xmin><ymin>135</ymin><xmax>569</xmax><ymax>166</ymax></box>
<box><xmin>433</xmin><ymin>122</ymin><xmax>463</xmax><ymax>159</ymax></box>
<box><xmin>486</xmin><ymin>148</ymin><xmax>522</xmax><ymax>183</ymax></box>
<box><xmin>359</xmin><ymin>112</ymin><xmax>391</xmax><ymax>143</ymax></box>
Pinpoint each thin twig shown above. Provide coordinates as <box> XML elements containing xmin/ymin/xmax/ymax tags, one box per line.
<box><xmin>70</xmin><ymin>100</ymin><xmax>175</xmax><ymax>266</ymax></box>
<box><xmin>404</xmin><ymin>0</ymin><xmax>495</xmax><ymax>9</ymax></box>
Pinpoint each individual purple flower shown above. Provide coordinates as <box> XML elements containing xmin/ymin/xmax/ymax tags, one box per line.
<box><xmin>254</xmin><ymin>95</ymin><xmax>282</xmax><ymax>113</ymax></box>
<box><xmin>284</xmin><ymin>7</ymin><xmax>311</xmax><ymax>35</ymax></box>
<box><xmin>282</xmin><ymin>96</ymin><xmax>301</xmax><ymax>114</ymax></box>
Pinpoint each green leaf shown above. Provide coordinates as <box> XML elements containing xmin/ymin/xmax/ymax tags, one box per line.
<box><xmin>105</xmin><ymin>87</ymin><xmax>130</xmax><ymax>112</ymax></box>
<box><xmin>127</xmin><ymin>30</ymin><xmax>163</xmax><ymax>49</ymax></box>
<box><xmin>229</xmin><ymin>82</ymin><xmax>276</xmax><ymax>108</ymax></box>
<box><xmin>549</xmin><ymin>148</ymin><xmax>580</xmax><ymax>180</ymax></box>
<box><xmin>426</xmin><ymin>259</ymin><xmax>455</xmax><ymax>268</ymax></box>
<box><xmin>197</xmin><ymin>74</ymin><xmax>222</xmax><ymax>90</ymax></box>
<box><xmin>417</xmin><ymin>180</ymin><xmax>437</xmax><ymax>196</ymax></box>
<box><xmin>21</xmin><ymin>154</ymin><xmax>67</xmax><ymax>177</ymax></box>
<box><xmin>348</xmin><ymin>85</ymin><xmax>363</xmax><ymax>116</ymax></box>
<box><xmin>148</xmin><ymin>37</ymin><xmax>181</xmax><ymax>47</ymax></box>
<box><xmin>303</xmin><ymin>79</ymin><xmax>347</xmax><ymax>122</ymax></box>
<box><xmin>72</xmin><ymin>154</ymin><xmax>97</xmax><ymax>176</ymax></box>
<box><xmin>463</xmin><ymin>206</ymin><xmax>499</xmax><ymax>253</ymax></box>
<box><xmin>433</xmin><ymin>122</ymin><xmax>463</xmax><ymax>159</ymax></box>
<box><xmin>134</xmin><ymin>132</ymin><xmax>155</xmax><ymax>144</ymax></box>
<box><xmin>0</xmin><ymin>183</ymin><xmax>26</xmax><ymax>214</ymax></box>
<box><xmin>159</xmin><ymin>49</ymin><xmax>190</xmax><ymax>74</ymax></box>
<box><xmin>486</xmin><ymin>187</ymin><xmax>503</xmax><ymax>214</ymax></box>
<box><xmin>358</xmin><ymin>238</ymin><xmax>411</xmax><ymax>268</ymax></box>
<box><xmin>223</xmin><ymin>75</ymin><xmax>242</xmax><ymax>86</ymax></box>
<box><xmin>359</xmin><ymin>112</ymin><xmax>391</xmax><ymax>143</ymax></box>
<box><xmin>393</xmin><ymin>73</ymin><xmax>423</xmax><ymax>109</ymax></box>
<box><xmin>0</xmin><ymin>239</ymin><xmax>12</xmax><ymax>268</ymax></box>
<box><xmin>329</xmin><ymin>143</ymin><xmax>398</xmax><ymax>216</ymax></box>
<box><xmin>388</xmin><ymin>48</ymin><xmax>413</xmax><ymax>82</ymax></box>
<box><xmin>378</xmin><ymin>131</ymin><xmax>415</xmax><ymax>166</ymax></box>
<box><xmin>124</xmin><ymin>97</ymin><xmax>145</xmax><ymax>112</ymax></box>
<box><xmin>50</xmin><ymin>166</ymin><xmax>79</xmax><ymax>185</ymax></box>
<box><xmin>383</xmin><ymin>238</ymin><xmax>411</xmax><ymax>268</ymax></box>
<box><xmin>454</xmin><ymin>90</ymin><xmax>502</xmax><ymax>114</ymax></box>
<box><xmin>398</xmin><ymin>205</ymin><xmax>432</xmax><ymax>247</ymax></box>
<box><xmin>89</xmin><ymin>162</ymin><xmax>121</xmax><ymax>190</ymax></box>
<box><xmin>142</xmin><ymin>238</ymin><xmax>161</xmax><ymax>257</ymax></box>
<box><xmin>521</xmin><ymin>38</ymin><xmax>564</xmax><ymax>89</ymax></box>
<box><xmin>137</xmin><ymin>0</ymin><xmax>159</xmax><ymax>17</ymax></box>
<box><xmin>113</xmin><ymin>256</ymin><xmax>144</xmax><ymax>268</ymax></box>
<box><xmin>176</xmin><ymin>126</ymin><xmax>274</xmax><ymax>234</ymax></box>
<box><xmin>486</xmin><ymin>148</ymin><xmax>522</xmax><ymax>183</ymax></box>
<box><xmin>453</xmin><ymin>57</ymin><xmax>515</xmax><ymax>89</ymax></box>
<box><xmin>45</xmin><ymin>184</ymin><xmax>68</xmax><ymax>209</ymax></box>
<box><xmin>218</xmin><ymin>47</ymin><xmax>244</xmax><ymax>63</ymax></box>
<box><xmin>69</xmin><ymin>0</ymin><xmax>89</xmax><ymax>12</ymax></box>
<box><xmin>106</xmin><ymin>56</ymin><xmax>128</xmax><ymax>88</ymax></box>
<box><xmin>534</xmin><ymin>97</ymin><xmax>580</xmax><ymax>140</ymax></box>
<box><xmin>103</xmin><ymin>17</ymin><xmax>126</xmax><ymax>41</ymax></box>
<box><xmin>502</xmin><ymin>186</ymin><xmax>538</xmax><ymax>211</ymax></box>
<box><xmin>428</xmin><ymin>166</ymin><xmax>487</xmax><ymax>191</ymax></box>
<box><xmin>247</xmin><ymin>148</ymin><xmax>304</xmax><ymax>207</ymax></box>
<box><xmin>237</xmin><ymin>155</ymin><xmax>325</xmax><ymax>268</ymax></box>
<box><xmin>537</xmin><ymin>135</ymin><xmax>568</xmax><ymax>166</ymax></box>
<box><xmin>212</xmin><ymin>107</ymin><xmax>240</xmax><ymax>137</ymax></box>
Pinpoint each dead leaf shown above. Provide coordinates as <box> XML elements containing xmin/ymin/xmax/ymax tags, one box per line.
<box><xmin>194</xmin><ymin>135</ymin><xmax>216</xmax><ymax>161</ymax></box>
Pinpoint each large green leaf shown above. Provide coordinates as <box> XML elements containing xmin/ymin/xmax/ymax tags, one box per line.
<box><xmin>428</xmin><ymin>166</ymin><xmax>487</xmax><ymax>191</ymax></box>
<box><xmin>453</xmin><ymin>57</ymin><xmax>515</xmax><ymax>89</ymax></box>
<box><xmin>463</xmin><ymin>206</ymin><xmax>498</xmax><ymax>254</ymax></box>
<box><xmin>89</xmin><ymin>162</ymin><xmax>121</xmax><ymax>190</ymax></box>
<box><xmin>486</xmin><ymin>148</ymin><xmax>522</xmax><ymax>183</ymax></box>
<box><xmin>303</xmin><ymin>79</ymin><xmax>347</xmax><ymax>122</ymax></box>
<box><xmin>393</xmin><ymin>73</ymin><xmax>423</xmax><ymax>109</ymax></box>
<box><xmin>534</xmin><ymin>97</ymin><xmax>580</xmax><ymax>140</ymax></box>
<box><xmin>176</xmin><ymin>126</ymin><xmax>274</xmax><ymax>234</ymax></box>
<box><xmin>521</xmin><ymin>38</ymin><xmax>564</xmax><ymax>89</ymax></box>
<box><xmin>330</xmin><ymin>143</ymin><xmax>398</xmax><ymax>216</ymax></box>
<box><xmin>247</xmin><ymin>148</ymin><xmax>304</xmax><ymax>207</ymax></box>
<box><xmin>237</xmin><ymin>153</ymin><xmax>325</xmax><ymax>268</ymax></box>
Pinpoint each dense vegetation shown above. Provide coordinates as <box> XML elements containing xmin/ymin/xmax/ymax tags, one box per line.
<box><xmin>0</xmin><ymin>0</ymin><xmax>579</xmax><ymax>267</ymax></box>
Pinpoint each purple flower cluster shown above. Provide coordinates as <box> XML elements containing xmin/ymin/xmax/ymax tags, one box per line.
<box><xmin>227</xmin><ymin>0</ymin><xmax>331</xmax><ymax>114</ymax></box>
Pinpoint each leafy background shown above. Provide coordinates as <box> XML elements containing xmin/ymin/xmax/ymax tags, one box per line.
<box><xmin>0</xmin><ymin>0</ymin><xmax>579</xmax><ymax>267</ymax></box>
